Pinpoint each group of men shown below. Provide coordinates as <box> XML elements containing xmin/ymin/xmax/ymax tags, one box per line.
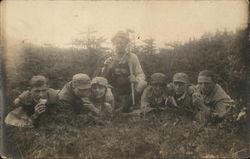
<box><xmin>5</xmin><ymin>31</ymin><xmax>237</xmax><ymax>128</ymax></box>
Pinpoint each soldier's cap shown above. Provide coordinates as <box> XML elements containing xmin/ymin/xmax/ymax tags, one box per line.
<box><xmin>29</xmin><ymin>75</ymin><xmax>48</xmax><ymax>87</ymax></box>
<box><xmin>91</xmin><ymin>77</ymin><xmax>113</xmax><ymax>88</ymax></box>
<box><xmin>111</xmin><ymin>31</ymin><xmax>130</xmax><ymax>44</ymax></box>
<box><xmin>72</xmin><ymin>73</ymin><xmax>91</xmax><ymax>89</ymax></box>
<box><xmin>173</xmin><ymin>73</ymin><xmax>189</xmax><ymax>84</ymax></box>
<box><xmin>150</xmin><ymin>73</ymin><xmax>167</xmax><ymax>84</ymax></box>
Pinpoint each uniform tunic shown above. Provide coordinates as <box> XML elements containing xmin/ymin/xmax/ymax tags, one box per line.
<box><xmin>141</xmin><ymin>86</ymin><xmax>167</xmax><ymax>109</ymax></box>
<box><xmin>201</xmin><ymin>84</ymin><xmax>234</xmax><ymax>120</ymax></box>
<box><xmin>15</xmin><ymin>88</ymin><xmax>58</xmax><ymax>116</ymax></box>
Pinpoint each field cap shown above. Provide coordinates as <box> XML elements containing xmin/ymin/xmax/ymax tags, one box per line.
<box><xmin>72</xmin><ymin>73</ymin><xmax>91</xmax><ymax>89</ymax></box>
<box><xmin>29</xmin><ymin>75</ymin><xmax>48</xmax><ymax>87</ymax></box>
<box><xmin>173</xmin><ymin>73</ymin><xmax>189</xmax><ymax>84</ymax></box>
<box><xmin>111</xmin><ymin>31</ymin><xmax>130</xmax><ymax>45</ymax></box>
<box><xmin>91</xmin><ymin>77</ymin><xmax>112</xmax><ymax>88</ymax></box>
<box><xmin>151</xmin><ymin>73</ymin><xmax>167</xmax><ymax>84</ymax></box>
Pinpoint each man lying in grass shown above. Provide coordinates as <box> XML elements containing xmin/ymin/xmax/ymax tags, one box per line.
<box><xmin>58</xmin><ymin>73</ymin><xmax>93</xmax><ymax>114</ymax></box>
<box><xmin>165</xmin><ymin>72</ymin><xmax>196</xmax><ymax>119</ymax></box>
<box><xmin>89</xmin><ymin>76</ymin><xmax>114</xmax><ymax>116</ymax></box>
<box><xmin>5</xmin><ymin>75</ymin><xmax>59</xmax><ymax>128</ymax></box>
<box><xmin>192</xmin><ymin>70</ymin><xmax>240</xmax><ymax>125</ymax></box>
<box><xmin>140</xmin><ymin>73</ymin><xmax>168</xmax><ymax>115</ymax></box>
<box><xmin>59</xmin><ymin>74</ymin><xmax>114</xmax><ymax>124</ymax></box>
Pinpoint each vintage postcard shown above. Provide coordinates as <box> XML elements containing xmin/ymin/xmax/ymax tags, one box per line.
<box><xmin>0</xmin><ymin>0</ymin><xmax>249</xmax><ymax>158</ymax></box>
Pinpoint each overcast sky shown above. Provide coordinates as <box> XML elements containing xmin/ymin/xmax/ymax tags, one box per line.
<box><xmin>2</xmin><ymin>0</ymin><xmax>248</xmax><ymax>48</ymax></box>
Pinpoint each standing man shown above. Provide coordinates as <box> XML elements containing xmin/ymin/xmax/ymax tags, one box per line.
<box><xmin>192</xmin><ymin>70</ymin><xmax>235</xmax><ymax>124</ymax></box>
<box><xmin>102</xmin><ymin>31</ymin><xmax>147</xmax><ymax>112</ymax></box>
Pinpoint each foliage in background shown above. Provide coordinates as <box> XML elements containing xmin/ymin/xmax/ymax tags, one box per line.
<box><xmin>6</xmin><ymin>29</ymin><xmax>247</xmax><ymax>102</ymax></box>
<box><xmin>4</xmin><ymin>29</ymin><xmax>248</xmax><ymax>158</ymax></box>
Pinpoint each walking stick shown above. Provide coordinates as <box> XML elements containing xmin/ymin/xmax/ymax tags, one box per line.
<box><xmin>127</xmin><ymin>30</ymin><xmax>135</xmax><ymax>106</ymax></box>
<box><xmin>128</xmin><ymin>61</ymin><xmax>135</xmax><ymax>105</ymax></box>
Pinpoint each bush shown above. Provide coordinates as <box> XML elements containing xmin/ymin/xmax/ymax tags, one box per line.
<box><xmin>4</xmin><ymin>29</ymin><xmax>248</xmax><ymax>158</ymax></box>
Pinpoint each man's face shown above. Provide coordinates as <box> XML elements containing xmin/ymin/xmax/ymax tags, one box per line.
<box><xmin>91</xmin><ymin>84</ymin><xmax>106</xmax><ymax>99</ymax></box>
<box><xmin>30</xmin><ymin>84</ymin><xmax>49</xmax><ymax>102</ymax></box>
<box><xmin>73</xmin><ymin>87</ymin><xmax>91</xmax><ymax>98</ymax></box>
<box><xmin>114</xmin><ymin>40</ymin><xmax>128</xmax><ymax>54</ymax></box>
<box><xmin>152</xmin><ymin>83</ymin><xmax>165</xmax><ymax>97</ymax></box>
<box><xmin>173</xmin><ymin>81</ymin><xmax>188</xmax><ymax>96</ymax></box>
<box><xmin>198</xmin><ymin>76</ymin><xmax>215</xmax><ymax>95</ymax></box>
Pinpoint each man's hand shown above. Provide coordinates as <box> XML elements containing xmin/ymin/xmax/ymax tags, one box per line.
<box><xmin>84</xmin><ymin>103</ymin><xmax>100</xmax><ymax>115</ymax></box>
<box><xmin>141</xmin><ymin>103</ymin><xmax>155</xmax><ymax>114</ymax></box>
<box><xmin>128</xmin><ymin>75</ymin><xmax>137</xmax><ymax>83</ymax></box>
<box><xmin>81</xmin><ymin>97</ymin><xmax>92</xmax><ymax>105</ymax></box>
<box><xmin>14</xmin><ymin>98</ymin><xmax>20</xmax><ymax>105</ymax></box>
<box><xmin>81</xmin><ymin>98</ymin><xmax>101</xmax><ymax>114</ymax></box>
<box><xmin>192</xmin><ymin>92</ymin><xmax>204</xmax><ymax>106</ymax></box>
<box><xmin>166</xmin><ymin>83</ymin><xmax>175</xmax><ymax>96</ymax></box>
<box><xmin>34</xmin><ymin>103</ymin><xmax>47</xmax><ymax>115</ymax></box>
<box><xmin>141</xmin><ymin>103</ymin><xmax>149</xmax><ymax>110</ymax></box>
<box><xmin>104</xmin><ymin>102</ymin><xmax>113</xmax><ymax>113</ymax></box>
<box><xmin>104</xmin><ymin>57</ymin><xmax>113</xmax><ymax>65</ymax></box>
<box><xmin>192</xmin><ymin>92</ymin><xmax>211</xmax><ymax>116</ymax></box>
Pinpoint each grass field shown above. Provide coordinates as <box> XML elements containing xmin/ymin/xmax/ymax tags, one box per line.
<box><xmin>7</xmin><ymin>110</ymin><xmax>248</xmax><ymax>159</ymax></box>
<box><xmin>3</xmin><ymin>29</ymin><xmax>248</xmax><ymax>158</ymax></box>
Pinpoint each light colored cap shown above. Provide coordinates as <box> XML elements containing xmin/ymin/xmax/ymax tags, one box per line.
<box><xmin>151</xmin><ymin>73</ymin><xmax>167</xmax><ymax>84</ymax></box>
<box><xmin>72</xmin><ymin>73</ymin><xmax>91</xmax><ymax>89</ymax></box>
<box><xmin>173</xmin><ymin>73</ymin><xmax>189</xmax><ymax>84</ymax></box>
<box><xmin>91</xmin><ymin>77</ymin><xmax>112</xmax><ymax>88</ymax></box>
<box><xmin>111</xmin><ymin>31</ymin><xmax>130</xmax><ymax>44</ymax></box>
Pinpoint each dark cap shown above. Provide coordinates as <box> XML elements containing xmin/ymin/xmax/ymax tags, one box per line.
<box><xmin>151</xmin><ymin>73</ymin><xmax>167</xmax><ymax>84</ymax></box>
<box><xmin>72</xmin><ymin>73</ymin><xmax>91</xmax><ymax>89</ymax></box>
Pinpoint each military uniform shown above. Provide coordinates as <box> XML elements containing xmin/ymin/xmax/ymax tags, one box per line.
<box><xmin>140</xmin><ymin>73</ymin><xmax>167</xmax><ymax>114</ymax></box>
<box><xmin>89</xmin><ymin>89</ymin><xmax>114</xmax><ymax>112</ymax></box>
<box><xmin>58</xmin><ymin>81</ymin><xmax>90</xmax><ymax>114</ymax></box>
<box><xmin>140</xmin><ymin>86</ymin><xmax>167</xmax><ymax>113</ymax></box>
<box><xmin>166</xmin><ymin>85</ymin><xmax>195</xmax><ymax>117</ymax></box>
<box><xmin>90</xmin><ymin>77</ymin><xmax>115</xmax><ymax>115</ymax></box>
<box><xmin>165</xmin><ymin>73</ymin><xmax>196</xmax><ymax>118</ymax></box>
<box><xmin>194</xmin><ymin>84</ymin><xmax>235</xmax><ymax>123</ymax></box>
<box><xmin>15</xmin><ymin>88</ymin><xmax>59</xmax><ymax>116</ymax></box>
<box><xmin>6</xmin><ymin>88</ymin><xmax>59</xmax><ymax>128</ymax></box>
<box><xmin>103</xmin><ymin>52</ymin><xmax>147</xmax><ymax>111</ymax></box>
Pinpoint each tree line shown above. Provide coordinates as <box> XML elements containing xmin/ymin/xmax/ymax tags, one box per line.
<box><xmin>5</xmin><ymin>29</ymin><xmax>247</xmax><ymax>103</ymax></box>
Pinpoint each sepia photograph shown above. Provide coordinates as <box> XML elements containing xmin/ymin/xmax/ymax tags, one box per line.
<box><xmin>0</xmin><ymin>0</ymin><xmax>249</xmax><ymax>158</ymax></box>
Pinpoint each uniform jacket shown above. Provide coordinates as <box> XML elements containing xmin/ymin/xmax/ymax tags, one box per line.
<box><xmin>141</xmin><ymin>86</ymin><xmax>167</xmax><ymax>109</ymax></box>
<box><xmin>15</xmin><ymin>88</ymin><xmax>59</xmax><ymax>116</ymax></box>
<box><xmin>201</xmin><ymin>84</ymin><xmax>234</xmax><ymax>118</ymax></box>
